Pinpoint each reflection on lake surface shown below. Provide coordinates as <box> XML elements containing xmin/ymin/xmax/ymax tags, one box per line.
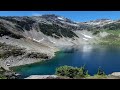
<box><xmin>12</xmin><ymin>45</ymin><xmax>120</xmax><ymax>78</ymax></box>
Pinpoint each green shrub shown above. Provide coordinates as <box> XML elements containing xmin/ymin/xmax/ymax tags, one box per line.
<box><xmin>92</xmin><ymin>67</ymin><xmax>106</xmax><ymax>79</ymax></box>
<box><xmin>0</xmin><ymin>74</ymin><xmax>7</xmax><ymax>79</ymax></box>
<box><xmin>103</xmin><ymin>23</ymin><xmax>120</xmax><ymax>30</ymax></box>
<box><xmin>96</xmin><ymin>67</ymin><xmax>106</xmax><ymax>76</ymax></box>
<box><xmin>75</xmin><ymin>66</ymin><xmax>89</xmax><ymax>78</ymax></box>
<box><xmin>55</xmin><ymin>65</ymin><xmax>89</xmax><ymax>78</ymax></box>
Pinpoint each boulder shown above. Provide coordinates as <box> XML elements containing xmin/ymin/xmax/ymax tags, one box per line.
<box><xmin>111</xmin><ymin>72</ymin><xmax>120</xmax><ymax>77</ymax></box>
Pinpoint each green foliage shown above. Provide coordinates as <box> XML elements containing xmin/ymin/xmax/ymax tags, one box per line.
<box><xmin>87</xmin><ymin>75</ymin><xmax>107</xmax><ymax>79</ymax></box>
<box><xmin>99</xmin><ymin>30</ymin><xmax>120</xmax><ymax>46</ymax></box>
<box><xmin>0</xmin><ymin>67</ymin><xmax>7</xmax><ymax>79</ymax></box>
<box><xmin>96</xmin><ymin>67</ymin><xmax>106</xmax><ymax>76</ymax></box>
<box><xmin>0</xmin><ymin>74</ymin><xmax>7</xmax><ymax>79</ymax></box>
<box><xmin>99</xmin><ymin>35</ymin><xmax>120</xmax><ymax>46</ymax></box>
<box><xmin>103</xmin><ymin>23</ymin><xmax>120</xmax><ymax>30</ymax></box>
<box><xmin>76</xmin><ymin>65</ymin><xmax>90</xmax><ymax>78</ymax></box>
<box><xmin>55</xmin><ymin>65</ymin><xmax>107</xmax><ymax>79</ymax></box>
<box><xmin>55</xmin><ymin>66</ymin><xmax>75</xmax><ymax>78</ymax></box>
<box><xmin>0</xmin><ymin>67</ymin><xmax>20</xmax><ymax>79</ymax></box>
<box><xmin>104</xmin><ymin>34</ymin><xmax>119</xmax><ymax>40</ymax></box>
<box><xmin>55</xmin><ymin>65</ymin><xmax>89</xmax><ymax>78</ymax></box>
<box><xmin>104</xmin><ymin>29</ymin><xmax>120</xmax><ymax>35</ymax></box>
<box><xmin>92</xmin><ymin>30</ymin><xmax>100</xmax><ymax>35</ymax></box>
<box><xmin>91</xmin><ymin>67</ymin><xmax>106</xmax><ymax>79</ymax></box>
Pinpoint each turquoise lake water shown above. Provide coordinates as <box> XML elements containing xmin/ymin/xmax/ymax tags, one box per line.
<box><xmin>12</xmin><ymin>45</ymin><xmax>120</xmax><ymax>78</ymax></box>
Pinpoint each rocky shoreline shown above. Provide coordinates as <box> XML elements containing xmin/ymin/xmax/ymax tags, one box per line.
<box><xmin>25</xmin><ymin>75</ymin><xmax>59</xmax><ymax>79</ymax></box>
<box><xmin>0</xmin><ymin>52</ymin><xmax>55</xmax><ymax>71</ymax></box>
<box><xmin>0</xmin><ymin>41</ymin><xmax>58</xmax><ymax>70</ymax></box>
<box><xmin>0</xmin><ymin>52</ymin><xmax>57</xmax><ymax>79</ymax></box>
<box><xmin>25</xmin><ymin>72</ymin><xmax>120</xmax><ymax>79</ymax></box>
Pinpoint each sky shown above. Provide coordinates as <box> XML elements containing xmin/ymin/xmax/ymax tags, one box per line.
<box><xmin>0</xmin><ymin>11</ymin><xmax>120</xmax><ymax>22</ymax></box>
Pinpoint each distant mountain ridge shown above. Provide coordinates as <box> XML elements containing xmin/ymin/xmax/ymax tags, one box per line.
<box><xmin>0</xmin><ymin>14</ymin><xmax>120</xmax><ymax>41</ymax></box>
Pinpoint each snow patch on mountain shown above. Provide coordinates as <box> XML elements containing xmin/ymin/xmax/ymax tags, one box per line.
<box><xmin>50</xmin><ymin>40</ymin><xmax>56</xmax><ymax>44</ymax></box>
<box><xmin>81</xmin><ymin>33</ymin><xmax>93</xmax><ymax>39</ymax></box>
<box><xmin>83</xmin><ymin>38</ymin><xmax>88</xmax><ymax>41</ymax></box>
<box><xmin>60</xmin><ymin>21</ymin><xmax>79</xmax><ymax>26</ymax></box>
<box><xmin>84</xmin><ymin>19</ymin><xmax>114</xmax><ymax>26</ymax></box>
<box><xmin>33</xmin><ymin>38</ymin><xmax>44</xmax><ymax>43</ymax></box>
<box><xmin>57</xmin><ymin>17</ymin><xmax>65</xmax><ymax>20</ymax></box>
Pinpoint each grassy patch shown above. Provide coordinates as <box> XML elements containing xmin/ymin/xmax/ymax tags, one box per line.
<box><xmin>0</xmin><ymin>75</ymin><xmax>7</xmax><ymax>79</ymax></box>
<box><xmin>98</xmin><ymin>29</ymin><xmax>120</xmax><ymax>45</ymax></box>
<box><xmin>103</xmin><ymin>22</ymin><xmax>120</xmax><ymax>30</ymax></box>
<box><xmin>102</xmin><ymin>29</ymin><xmax>120</xmax><ymax>35</ymax></box>
<box><xmin>86</xmin><ymin>75</ymin><xmax>107</xmax><ymax>79</ymax></box>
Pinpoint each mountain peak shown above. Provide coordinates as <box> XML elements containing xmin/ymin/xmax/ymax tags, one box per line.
<box><xmin>39</xmin><ymin>14</ymin><xmax>76</xmax><ymax>25</ymax></box>
<box><xmin>83</xmin><ymin>18</ymin><xmax>114</xmax><ymax>26</ymax></box>
<box><xmin>41</xmin><ymin>14</ymin><xmax>58</xmax><ymax>18</ymax></box>
<box><xmin>89</xmin><ymin>18</ymin><xmax>112</xmax><ymax>22</ymax></box>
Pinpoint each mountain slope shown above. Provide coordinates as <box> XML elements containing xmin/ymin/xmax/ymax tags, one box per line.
<box><xmin>0</xmin><ymin>14</ymin><xmax>120</xmax><ymax>69</ymax></box>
